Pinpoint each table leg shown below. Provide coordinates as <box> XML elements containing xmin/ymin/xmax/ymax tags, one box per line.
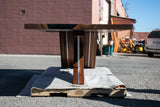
<box><xmin>73</xmin><ymin>36</ymin><xmax>84</xmax><ymax>84</ymax></box>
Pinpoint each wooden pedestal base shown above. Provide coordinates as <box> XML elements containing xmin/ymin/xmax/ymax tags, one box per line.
<box><xmin>73</xmin><ymin>36</ymin><xmax>84</xmax><ymax>84</ymax></box>
<box><xmin>59</xmin><ymin>31</ymin><xmax>97</xmax><ymax>85</ymax></box>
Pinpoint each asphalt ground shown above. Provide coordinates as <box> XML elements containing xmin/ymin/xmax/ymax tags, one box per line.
<box><xmin>0</xmin><ymin>53</ymin><xmax>160</xmax><ymax>107</ymax></box>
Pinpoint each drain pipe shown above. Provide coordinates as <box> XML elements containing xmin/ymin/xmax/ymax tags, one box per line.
<box><xmin>108</xmin><ymin>0</ymin><xmax>111</xmax><ymax>24</ymax></box>
<box><xmin>108</xmin><ymin>0</ymin><xmax>112</xmax><ymax>42</ymax></box>
<box><xmin>99</xmin><ymin>0</ymin><xmax>102</xmax><ymax>55</ymax></box>
<box><xmin>99</xmin><ymin>0</ymin><xmax>102</xmax><ymax>22</ymax></box>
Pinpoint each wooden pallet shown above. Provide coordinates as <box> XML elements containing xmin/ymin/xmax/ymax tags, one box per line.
<box><xmin>32</xmin><ymin>88</ymin><xmax>126</xmax><ymax>97</ymax></box>
<box><xmin>31</xmin><ymin>67</ymin><xmax>127</xmax><ymax>97</ymax></box>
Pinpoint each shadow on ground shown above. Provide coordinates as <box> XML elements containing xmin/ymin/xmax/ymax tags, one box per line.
<box><xmin>84</xmin><ymin>87</ymin><xmax>160</xmax><ymax>107</ymax></box>
<box><xmin>85</xmin><ymin>97</ymin><xmax>160</xmax><ymax>107</ymax></box>
<box><xmin>0</xmin><ymin>69</ymin><xmax>44</xmax><ymax>96</ymax></box>
<box><xmin>0</xmin><ymin>68</ymin><xmax>160</xmax><ymax>107</ymax></box>
<box><xmin>127</xmin><ymin>88</ymin><xmax>160</xmax><ymax>94</ymax></box>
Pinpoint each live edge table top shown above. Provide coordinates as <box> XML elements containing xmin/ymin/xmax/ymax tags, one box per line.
<box><xmin>24</xmin><ymin>24</ymin><xmax>133</xmax><ymax>33</ymax></box>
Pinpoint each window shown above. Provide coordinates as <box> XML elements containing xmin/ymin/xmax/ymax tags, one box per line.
<box><xmin>148</xmin><ymin>31</ymin><xmax>160</xmax><ymax>38</ymax></box>
<box><xmin>117</xmin><ymin>12</ymin><xmax>120</xmax><ymax>16</ymax></box>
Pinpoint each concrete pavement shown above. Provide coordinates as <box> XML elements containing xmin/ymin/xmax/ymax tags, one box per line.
<box><xmin>0</xmin><ymin>54</ymin><xmax>160</xmax><ymax>107</ymax></box>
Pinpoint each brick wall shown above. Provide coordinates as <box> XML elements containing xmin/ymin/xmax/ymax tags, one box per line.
<box><xmin>134</xmin><ymin>32</ymin><xmax>150</xmax><ymax>41</ymax></box>
<box><xmin>0</xmin><ymin>0</ymin><xmax>92</xmax><ymax>55</ymax></box>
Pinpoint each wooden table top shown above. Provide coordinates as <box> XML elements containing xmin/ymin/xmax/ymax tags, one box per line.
<box><xmin>24</xmin><ymin>24</ymin><xmax>133</xmax><ymax>33</ymax></box>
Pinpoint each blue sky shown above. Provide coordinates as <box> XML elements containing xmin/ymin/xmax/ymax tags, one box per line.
<box><xmin>122</xmin><ymin>0</ymin><xmax>160</xmax><ymax>32</ymax></box>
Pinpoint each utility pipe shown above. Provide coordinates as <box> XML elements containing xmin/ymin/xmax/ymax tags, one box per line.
<box><xmin>99</xmin><ymin>0</ymin><xmax>102</xmax><ymax>21</ymax></box>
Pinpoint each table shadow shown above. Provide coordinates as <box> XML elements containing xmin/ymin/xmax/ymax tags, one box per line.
<box><xmin>0</xmin><ymin>69</ymin><xmax>44</xmax><ymax>96</ymax></box>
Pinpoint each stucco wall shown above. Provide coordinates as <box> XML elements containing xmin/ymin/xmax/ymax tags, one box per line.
<box><xmin>116</xmin><ymin>0</ymin><xmax>127</xmax><ymax>17</ymax></box>
<box><xmin>92</xmin><ymin>0</ymin><xmax>110</xmax><ymax>45</ymax></box>
<box><xmin>92</xmin><ymin>0</ymin><xmax>109</xmax><ymax>24</ymax></box>
<box><xmin>111</xmin><ymin>0</ymin><xmax>127</xmax><ymax>17</ymax></box>
<box><xmin>101</xmin><ymin>0</ymin><xmax>109</xmax><ymax>24</ymax></box>
<box><xmin>92</xmin><ymin>0</ymin><xmax>100</xmax><ymax>24</ymax></box>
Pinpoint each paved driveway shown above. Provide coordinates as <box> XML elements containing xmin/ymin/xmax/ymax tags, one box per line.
<box><xmin>0</xmin><ymin>54</ymin><xmax>160</xmax><ymax>107</ymax></box>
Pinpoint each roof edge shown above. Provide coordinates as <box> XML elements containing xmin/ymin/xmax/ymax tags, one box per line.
<box><xmin>111</xmin><ymin>15</ymin><xmax>136</xmax><ymax>23</ymax></box>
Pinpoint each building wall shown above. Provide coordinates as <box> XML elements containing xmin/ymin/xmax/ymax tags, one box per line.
<box><xmin>111</xmin><ymin>0</ymin><xmax>127</xmax><ymax>17</ymax></box>
<box><xmin>134</xmin><ymin>32</ymin><xmax>150</xmax><ymax>41</ymax></box>
<box><xmin>0</xmin><ymin>0</ymin><xmax>129</xmax><ymax>55</ymax></box>
<box><xmin>0</xmin><ymin>0</ymin><xmax>92</xmax><ymax>55</ymax></box>
<box><xmin>92</xmin><ymin>0</ymin><xmax>100</xmax><ymax>24</ymax></box>
<box><xmin>102</xmin><ymin>0</ymin><xmax>109</xmax><ymax>45</ymax></box>
<box><xmin>102</xmin><ymin>0</ymin><xmax>109</xmax><ymax>24</ymax></box>
<box><xmin>110</xmin><ymin>0</ymin><xmax>132</xmax><ymax>40</ymax></box>
<box><xmin>92</xmin><ymin>0</ymin><xmax>109</xmax><ymax>24</ymax></box>
<box><xmin>115</xmin><ymin>0</ymin><xmax>127</xmax><ymax>17</ymax></box>
<box><xmin>92</xmin><ymin>0</ymin><xmax>110</xmax><ymax>45</ymax></box>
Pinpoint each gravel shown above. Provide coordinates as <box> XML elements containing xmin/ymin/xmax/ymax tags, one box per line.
<box><xmin>0</xmin><ymin>53</ymin><xmax>160</xmax><ymax>107</ymax></box>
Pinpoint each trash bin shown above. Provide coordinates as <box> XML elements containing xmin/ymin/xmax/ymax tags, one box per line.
<box><xmin>102</xmin><ymin>45</ymin><xmax>113</xmax><ymax>56</ymax></box>
<box><xmin>109</xmin><ymin>46</ymin><xmax>113</xmax><ymax>56</ymax></box>
<box><xmin>102</xmin><ymin>45</ymin><xmax>108</xmax><ymax>55</ymax></box>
